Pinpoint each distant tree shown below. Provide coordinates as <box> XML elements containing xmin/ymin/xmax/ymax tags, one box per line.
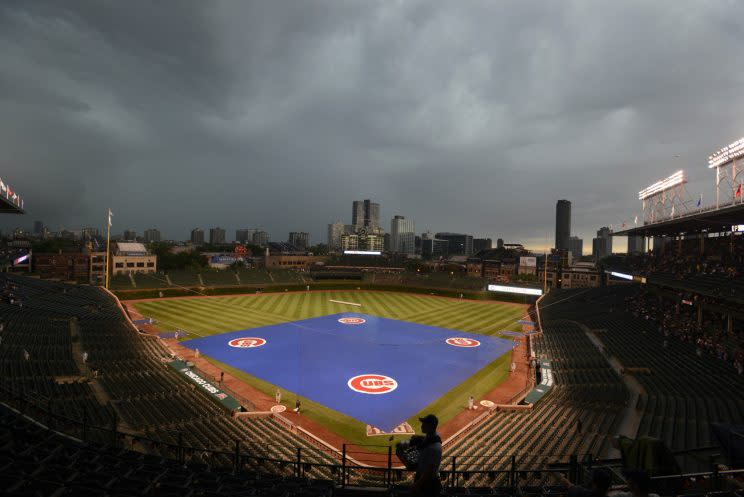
<box><xmin>307</xmin><ymin>244</ymin><xmax>328</xmax><ymax>255</ymax></box>
<box><xmin>32</xmin><ymin>239</ymin><xmax>76</xmax><ymax>253</ymax></box>
<box><xmin>149</xmin><ymin>242</ymin><xmax>208</xmax><ymax>271</ymax></box>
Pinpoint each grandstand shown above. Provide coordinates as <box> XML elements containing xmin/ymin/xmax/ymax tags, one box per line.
<box><xmin>4</xmin><ymin>268</ymin><xmax>744</xmax><ymax>494</ymax></box>
<box><xmin>5</xmin><ymin>218</ymin><xmax>744</xmax><ymax>497</ymax></box>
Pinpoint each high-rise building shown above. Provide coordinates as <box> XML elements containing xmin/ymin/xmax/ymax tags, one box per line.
<box><xmin>252</xmin><ymin>230</ymin><xmax>270</xmax><ymax>247</ymax></box>
<box><xmin>82</xmin><ymin>227</ymin><xmax>100</xmax><ymax>240</ymax></box>
<box><xmin>390</xmin><ymin>215</ymin><xmax>415</xmax><ymax>255</ymax></box>
<box><xmin>473</xmin><ymin>238</ymin><xmax>492</xmax><ymax>253</ymax></box>
<box><xmin>435</xmin><ymin>233</ymin><xmax>473</xmax><ymax>256</ymax></box>
<box><xmin>627</xmin><ymin>235</ymin><xmax>645</xmax><ymax>254</ymax></box>
<box><xmin>352</xmin><ymin>201</ymin><xmax>364</xmax><ymax>228</ymax></box>
<box><xmin>497</xmin><ymin>238</ymin><xmax>504</xmax><ymax>249</ymax></box>
<box><xmin>190</xmin><ymin>228</ymin><xmax>205</xmax><ymax>245</ymax></box>
<box><xmin>236</xmin><ymin>228</ymin><xmax>256</xmax><ymax>244</ymax></box>
<box><xmin>327</xmin><ymin>221</ymin><xmax>345</xmax><ymax>252</ymax></box>
<box><xmin>33</xmin><ymin>221</ymin><xmax>45</xmax><ymax>235</ymax></box>
<box><xmin>209</xmin><ymin>227</ymin><xmax>226</xmax><ymax>245</ymax></box>
<box><xmin>592</xmin><ymin>227</ymin><xmax>612</xmax><ymax>260</ymax></box>
<box><xmin>422</xmin><ymin>238</ymin><xmax>449</xmax><ymax>259</ymax></box>
<box><xmin>288</xmin><ymin>232</ymin><xmax>309</xmax><ymax>249</ymax></box>
<box><xmin>555</xmin><ymin>200</ymin><xmax>571</xmax><ymax>251</ymax></box>
<box><xmin>122</xmin><ymin>229</ymin><xmax>136</xmax><ymax>241</ymax></box>
<box><xmin>352</xmin><ymin>199</ymin><xmax>380</xmax><ymax>229</ymax></box>
<box><xmin>568</xmin><ymin>236</ymin><xmax>583</xmax><ymax>258</ymax></box>
<box><xmin>143</xmin><ymin>228</ymin><xmax>161</xmax><ymax>243</ymax></box>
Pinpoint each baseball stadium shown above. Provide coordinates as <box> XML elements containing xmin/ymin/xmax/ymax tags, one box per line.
<box><xmin>4</xmin><ymin>136</ymin><xmax>744</xmax><ymax>497</ymax></box>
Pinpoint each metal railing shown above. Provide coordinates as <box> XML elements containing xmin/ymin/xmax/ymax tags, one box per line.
<box><xmin>3</xmin><ymin>382</ymin><xmax>742</xmax><ymax>493</ymax></box>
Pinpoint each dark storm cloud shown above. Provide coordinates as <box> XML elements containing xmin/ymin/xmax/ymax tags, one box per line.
<box><xmin>1</xmin><ymin>0</ymin><xmax>743</xmax><ymax>251</ymax></box>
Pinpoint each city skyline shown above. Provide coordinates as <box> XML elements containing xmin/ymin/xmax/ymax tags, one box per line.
<box><xmin>1</xmin><ymin>3</ymin><xmax>741</xmax><ymax>251</ymax></box>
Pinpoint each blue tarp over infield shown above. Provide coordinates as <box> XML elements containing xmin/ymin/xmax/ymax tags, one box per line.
<box><xmin>181</xmin><ymin>313</ymin><xmax>513</xmax><ymax>431</ymax></box>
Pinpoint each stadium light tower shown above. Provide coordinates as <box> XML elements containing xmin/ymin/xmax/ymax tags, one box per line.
<box><xmin>638</xmin><ymin>170</ymin><xmax>691</xmax><ymax>224</ymax></box>
<box><xmin>708</xmin><ymin>136</ymin><xmax>744</xmax><ymax>209</ymax></box>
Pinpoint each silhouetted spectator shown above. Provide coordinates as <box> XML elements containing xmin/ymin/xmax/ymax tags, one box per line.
<box><xmin>557</xmin><ymin>467</ymin><xmax>612</xmax><ymax>497</ymax></box>
<box><xmin>411</xmin><ymin>414</ymin><xmax>442</xmax><ymax>497</ymax></box>
<box><xmin>611</xmin><ymin>469</ymin><xmax>659</xmax><ymax>497</ymax></box>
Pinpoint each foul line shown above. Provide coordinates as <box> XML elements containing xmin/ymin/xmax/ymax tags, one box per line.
<box><xmin>329</xmin><ymin>299</ymin><xmax>362</xmax><ymax>307</ymax></box>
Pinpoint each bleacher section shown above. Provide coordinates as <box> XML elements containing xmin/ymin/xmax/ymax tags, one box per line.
<box><xmin>236</xmin><ymin>268</ymin><xmax>273</xmax><ymax>285</ymax></box>
<box><xmin>200</xmin><ymin>270</ymin><xmax>239</xmax><ymax>287</ymax></box>
<box><xmin>164</xmin><ymin>271</ymin><xmax>200</xmax><ymax>288</ymax></box>
<box><xmin>0</xmin><ymin>403</ymin><xmax>336</xmax><ymax>497</ymax></box>
<box><xmin>0</xmin><ymin>275</ymin><xmax>338</xmax><ymax>481</ymax></box>
<box><xmin>268</xmin><ymin>269</ymin><xmax>306</xmax><ymax>284</ymax></box>
<box><xmin>365</xmin><ymin>272</ymin><xmax>488</xmax><ymax>291</ymax></box>
<box><xmin>646</xmin><ymin>272</ymin><xmax>744</xmax><ymax>304</ymax></box>
<box><xmin>540</xmin><ymin>287</ymin><xmax>744</xmax><ymax>452</ymax></box>
<box><xmin>443</xmin><ymin>315</ymin><xmax>627</xmax><ymax>486</ymax></box>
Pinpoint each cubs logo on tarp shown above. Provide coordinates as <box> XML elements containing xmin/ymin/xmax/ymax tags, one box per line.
<box><xmin>446</xmin><ymin>337</ymin><xmax>481</xmax><ymax>348</ymax></box>
<box><xmin>228</xmin><ymin>337</ymin><xmax>266</xmax><ymax>348</ymax></box>
<box><xmin>347</xmin><ymin>374</ymin><xmax>398</xmax><ymax>394</ymax></box>
<box><xmin>338</xmin><ymin>317</ymin><xmax>366</xmax><ymax>325</ymax></box>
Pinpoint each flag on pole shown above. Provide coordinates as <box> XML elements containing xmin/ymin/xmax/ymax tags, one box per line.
<box><xmin>696</xmin><ymin>194</ymin><xmax>702</xmax><ymax>208</ymax></box>
<box><xmin>634</xmin><ymin>215</ymin><xmax>638</xmax><ymax>225</ymax></box>
<box><xmin>671</xmin><ymin>204</ymin><xmax>675</xmax><ymax>216</ymax></box>
<box><xmin>737</xmin><ymin>183</ymin><xmax>742</xmax><ymax>198</ymax></box>
<box><xmin>108</xmin><ymin>209</ymin><xmax>113</xmax><ymax>227</ymax></box>
<box><xmin>622</xmin><ymin>221</ymin><xmax>626</xmax><ymax>229</ymax></box>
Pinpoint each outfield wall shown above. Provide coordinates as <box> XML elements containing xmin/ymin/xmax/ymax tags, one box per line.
<box><xmin>113</xmin><ymin>281</ymin><xmax>540</xmax><ymax>304</ymax></box>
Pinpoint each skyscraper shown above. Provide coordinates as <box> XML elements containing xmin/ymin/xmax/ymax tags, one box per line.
<box><xmin>592</xmin><ymin>227</ymin><xmax>612</xmax><ymax>260</ymax></box>
<box><xmin>33</xmin><ymin>221</ymin><xmax>45</xmax><ymax>235</ymax></box>
<box><xmin>390</xmin><ymin>215</ymin><xmax>415</xmax><ymax>254</ymax></box>
<box><xmin>190</xmin><ymin>228</ymin><xmax>205</xmax><ymax>245</ymax></box>
<box><xmin>122</xmin><ymin>229</ymin><xmax>136</xmax><ymax>241</ymax></box>
<box><xmin>327</xmin><ymin>221</ymin><xmax>345</xmax><ymax>251</ymax></box>
<box><xmin>236</xmin><ymin>228</ymin><xmax>256</xmax><ymax>243</ymax></box>
<box><xmin>352</xmin><ymin>199</ymin><xmax>380</xmax><ymax>229</ymax></box>
<box><xmin>209</xmin><ymin>227</ymin><xmax>226</xmax><ymax>245</ymax></box>
<box><xmin>82</xmin><ymin>227</ymin><xmax>100</xmax><ymax>240</ymax></box>
<box><xmin>252</xmin><ymin>230</ymin><xmax>270</xmax><ymax>247</ymax></box>
<box><xmin>568</xmin><ymin>236</ymin><xmax>583</xmax><ymax>258</ymax></box>
<box><xmin>435</xmin><ymin>233</ymin><xmax>473</xmax><ymax>256</ymax></box>
<box><xmin>288</xmin><ymin>232</ymin><xmax>309</xmax><ymax>249</ymax></box>
<box><xmin>473</xmin><ymin>238</ymin><xmax>493</xmax><ymax>253</ymax></box>
<box><xmin>144</xmin><ymin>228</ymin><xmax>161</xmax><ymax>243</ymax></box>
<box><xmin>352</xmin><ymin>201</ymin><xmax>364</xmax><ymax>228</ymax></box>
<box><xmin>555</xmin><ymin>200</ymin><xmax>571</xmax><ymax>251</ymax></box>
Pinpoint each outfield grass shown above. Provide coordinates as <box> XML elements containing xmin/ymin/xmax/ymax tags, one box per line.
<box><xmin>133</xmin><ymin>291</ymin><xmax>527</xmax><ymax>448</ymax></box>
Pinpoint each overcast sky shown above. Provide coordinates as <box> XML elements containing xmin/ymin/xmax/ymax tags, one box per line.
<box><xmin>1</xmin><ymin>1</ymin><xmax>743</xmax><ymax>252</ymax></box>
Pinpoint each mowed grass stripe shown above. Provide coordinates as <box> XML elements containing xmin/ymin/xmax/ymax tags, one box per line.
<box><xmin>134</xmin><ymin>302</ymin><xmax>231</xmax><ymax>336</ymax></box>
<box><xmin>439</xmin><ymin>303</ymin><xmax>521</xmax><ymax>333</ymax></box>
<box><xmin>179</xmin><ymin>298</ymin><xmax>286</xmax><ymax>327</ymax></box>
<box><xmin>153</xmin><ymin>299</ymin><xmax>274</xmax><ymax>332</ymax></box>
<box><xmin>360</xmin><ymin>292</ymin><xmax>399</xmax><ymax>318</ymax></box>
<box><xmin>165</xmin><ymin>300</ymin><xmax>269</xmax><ymax>331</ymax></box>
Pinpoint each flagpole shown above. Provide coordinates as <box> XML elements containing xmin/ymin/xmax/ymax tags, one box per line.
<box><xmin>105</xmin><ymin>209</ymin><xmax>111</xmax><ymax>289</ymax></box>
<box><xmin>543</xmin><ymin>233</ymin><xmax>549</xmax><ymax>294</ymax></box>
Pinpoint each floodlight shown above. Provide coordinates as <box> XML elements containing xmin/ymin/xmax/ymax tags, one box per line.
<box><xmin>708</xmin><ymin>137</ymin><xmax>744</xmax><ymax>168</ymax></box>
<box><xmin>638</xmin><ymin>170</ymin><xmax>686</xmax><ymax>200</ymax></box>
